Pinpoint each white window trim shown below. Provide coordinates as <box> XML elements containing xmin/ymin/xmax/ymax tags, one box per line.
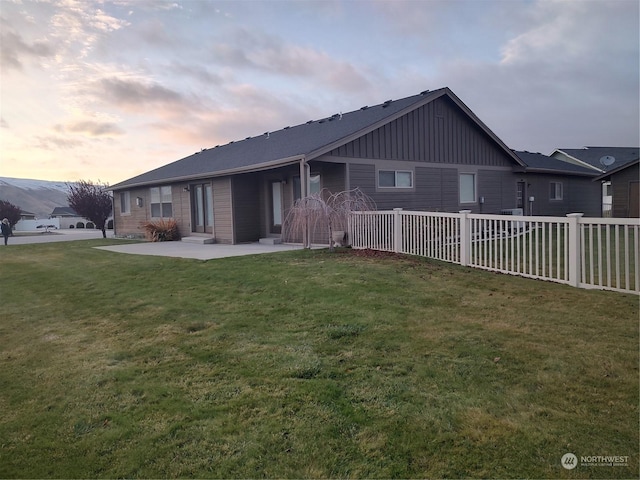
<box><xmin>150</xmin><ymin>186</ymin><xmax>173</xmax><ymax>218</ymax></box>
<box><xmin>459</xmin><ymin>173</ymin><xmax>476</xmax><ymax>204</ymax></box>
<box><xmin>293</xmin><ymin>173</ymin><xmax>322</xmax><ymax>200</ymax></box>
<box><xmin>308</xmin><ymin>173</ymin><xmax>321</xmax><ymax>195</ymax></box>
<box><xmin>120</xmin><ymin>191</ymin><xmax>131</xmax><ymax>216</ymax></box>
<box><xmin>377</xmin><ymin>169</ymin><xmax>414</xmax><ymax>189</ymax></box>
<box><xmin>550</xmin><ymin>181</ymin><xmax>563</xmax><ymax>201</ymax></box>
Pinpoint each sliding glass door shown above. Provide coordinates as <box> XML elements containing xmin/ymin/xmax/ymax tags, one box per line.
<box><xmin>191</xmin><ymin>183</ymin><xmax>214</xmax><ymax>234</ymax></box>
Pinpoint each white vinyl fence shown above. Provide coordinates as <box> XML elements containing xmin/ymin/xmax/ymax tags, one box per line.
<box><xmin>14</xmin><ymin>218</ymin><xmax>61</xmax><ymax>231</ymax></box>
<box><xmin>349</xmin><ymin>209</ymin><xmax>640</xmax><ymax>295</ymax></box>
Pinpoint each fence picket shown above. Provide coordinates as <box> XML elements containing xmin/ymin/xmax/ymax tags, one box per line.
<box><xmin>349</xmin><ymin>210</ymin><xmax>639</xmax><ymax>294</ymax></box>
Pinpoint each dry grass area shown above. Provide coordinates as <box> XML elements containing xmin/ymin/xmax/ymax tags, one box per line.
<box><xmin>0</xmin><ymin>240</ymin><xmax>637</xmax><ymax>478</ymax></box>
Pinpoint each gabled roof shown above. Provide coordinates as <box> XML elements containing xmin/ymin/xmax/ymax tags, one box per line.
<box><xmin>551</xmin><ymin>147</ymin><xmax>640</xmax><ymax>173</ymax></box>
<box><xmin>514</xmin><ymin>151</ymin><xmax>599</xmax><ymax>176</ymax></box>
<box><xmin>51</xmin><ymin>206</ymin><xmax>78</xmax><ymax>216</ymax></box>
<box><xmin>111</xmin><ymin>87</ymin><xmax>525</xmax><ymax>190</ymax></box>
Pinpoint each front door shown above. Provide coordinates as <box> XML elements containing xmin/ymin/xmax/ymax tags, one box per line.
<box><xmin>270</xmin><ymin>181</ymin><xmax>283</xmax><ymax>234</ymax></box>
<box><xmin>191</xmin><ymin>183</ymin><xmax>214</xmax><ymax>234</ymax></box>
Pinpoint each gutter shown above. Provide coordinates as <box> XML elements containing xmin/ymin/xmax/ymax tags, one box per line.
<box><xmin>110</xmin><ymin>155</ymin><xmax>305</xmax><ymax>191</ymax></box>
<box><xmin>515</xmin><ymin>167</ymin><xmax>599</xmax><ymax>177</ymax></box>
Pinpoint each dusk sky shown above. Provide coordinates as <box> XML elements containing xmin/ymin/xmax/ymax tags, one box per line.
<box><xmin>1</xmin><ymin>0</ymin><xmax>638</xmax><ymax>185</ymax></box>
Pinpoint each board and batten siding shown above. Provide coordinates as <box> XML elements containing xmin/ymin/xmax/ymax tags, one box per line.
<box><xmin>612</xmin><ymin>163</ymin><xmax>639</xmax><ymax>218</ymax></box>
<box><xmin>330</xmin><ymin>97</ymin><xmax>512</xmax><ymax>167</ymax></box>
<box><xmin>305</xmin><ymin>161</ymin><xmax>347</xmax><ymax>193</ymax></box>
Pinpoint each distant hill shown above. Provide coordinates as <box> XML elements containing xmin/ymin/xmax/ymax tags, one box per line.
<box><xmin>0</xmin><ymin>177</ymin><xmax>74</xmax><ymax>218</ymax></box>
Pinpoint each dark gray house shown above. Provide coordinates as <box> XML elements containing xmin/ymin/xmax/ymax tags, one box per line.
<box><xmin>551</xmin><ymin>146</ymin><xmax>640</xmax><ymax>217</ymax></box>
<box><xmin>513</xmin><ymin>151</ymin><xmax>601</xmax><ymax>216</ymax></box>
<box><xmin>110</xmin><ymin>87</ymin><xmax>603</xmax><ymax>244</ymax></box>
<box><xmin>594</xmin><ymin>159</ymin><xmax>639</xmax><ymax>218</ymax></box>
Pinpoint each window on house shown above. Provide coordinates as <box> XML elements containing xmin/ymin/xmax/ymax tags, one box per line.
<box><xmin>550</xmin><ymin>182</ymin><xmax>563</xmax><ymax>201</ymax></box>
<box><xmin>150</xmin><ymin>186</ymin><xmax>173</xmax><ymax>217</ymax></box>
<box><xmin>120</xmin><ymin>191</ymin><xmax>130</xmax><ymax>214</ymax></box>
<box><xmin>459</xmin><ymin>173</ymin><xmax>476</xmax><ymax>203</ymax></box>
<box><xmin>309</xmin><ymin>174</ymin><xmax>321</xmax><ymax>194</ymax></box>
<box><xmin>293</xmin><ymin>174</ymin><xmax>321</xmax><ymax>200</ymax></box>
<box><xmin>378</xmin><ymin>170</ymin><xmax>413</xmax><ymax>188</ymax></box>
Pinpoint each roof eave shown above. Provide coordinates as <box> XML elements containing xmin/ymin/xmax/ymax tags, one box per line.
<box><xmin>524</xmin><ymin>167</ymin><xmax>599</xmax><ymax>177</ymax></box>
<box><xmin>552</xmin><ymin>149</ymin><xmax>605</xmax><ymax>173</ymax></box>
<box><xmin>593</xmin><ymin>159</ymin><xmax>640</xmax><ymax>181</ymax></box>
<box><xmin>110</xmin><ymin>155</ymin><xmax>305</xmax><ymax>191</ymax></box>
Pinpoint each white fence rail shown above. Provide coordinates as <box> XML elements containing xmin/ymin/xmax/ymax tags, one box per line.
<box><xmin>349</xmin><ymin>209</ymin><xmax>640</xmax><ymax>295</ymax></box>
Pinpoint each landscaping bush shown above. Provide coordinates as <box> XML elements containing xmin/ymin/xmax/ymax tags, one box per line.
<box><xmin>142</xmin><ymin>218</ymin><xmax>180</xmax><ymax>242</ymax></box>
<box><xmin>76</xmin><ymin>222</ymin><xmax>85</xmax><ymax>229</ymax></box>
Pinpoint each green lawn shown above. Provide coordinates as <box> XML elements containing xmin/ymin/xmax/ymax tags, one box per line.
<box><xmin>0</xmin><ymin>240</ymin><xmax>637</xmax><ymax>479</ymax></box>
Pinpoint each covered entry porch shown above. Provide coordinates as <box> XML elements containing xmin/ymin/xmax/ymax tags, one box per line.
<box><xmin>182</xmin><ymin>161</ymin><xmax>345</xmax><ymax>245</ymax></box>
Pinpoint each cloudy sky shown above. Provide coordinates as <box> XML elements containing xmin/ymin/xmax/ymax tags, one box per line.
<box><xmin>1</xmin><ymin>0</ymin><xmax>638</xmax><ymax>184</ymax></box>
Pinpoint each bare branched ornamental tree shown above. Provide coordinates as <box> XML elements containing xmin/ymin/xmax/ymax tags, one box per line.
<box><xmin>283</xmin><ymin>188</ymin><xmax>376</xmax><ymax>250</ymax></box>
<box><xmin>67</xmin><ymin>180</ymin><xmax>113</xmax><ymax>238</ymax></box>
<box><xmin>0</xmin><ymin>200</ymin><xmax>22</xmax><ymax>227</ymax></box>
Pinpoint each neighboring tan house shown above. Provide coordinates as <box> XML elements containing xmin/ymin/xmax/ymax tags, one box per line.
<box><xmin>594</xmin><ymin>159</ymin><xmax>639</xmax><ymax>218</ymax></box>
<box><xmin>110</xmin><ymin>87</ymin><xmax>608</xmax><ymax>244</ymax></box>
<box><xmin>551</xmin><ymin>147</ymin><xmax>640</xmax><ymax>217</ymax></box>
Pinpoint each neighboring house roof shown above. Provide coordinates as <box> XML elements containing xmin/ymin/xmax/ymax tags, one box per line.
<box><xmin>514</xmin><ymin>151</ymin><xmax>599</xmax><ymax>176</ymax></box>
<box><xmin>551</xmin><ymin>147</ymin><xmax>640</xmax><ymax>173</ymax></box>
<box><xmin>594</xmin><ymin>158</ymin><xmax>640</xmax><ymax>181</ymax></box>
<box><xmin>111</xmin><ymin>87</ymin><xmax>525</xmax><ymax>190</ymax></box>
<box><xmin>51</xmin><ymin>206</ymin><xmax>78</xmax><ymax>216</ymax></box>
<box><xmin>20</xmin><ymin>210</ymin><xmax>37</xmax><ymax>217</ymax></box>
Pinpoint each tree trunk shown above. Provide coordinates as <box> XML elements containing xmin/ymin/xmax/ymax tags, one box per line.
<box><xmin>101</xmin><ymin>227</ymin><xmax>106</xmax><ymax>239</ymax></box>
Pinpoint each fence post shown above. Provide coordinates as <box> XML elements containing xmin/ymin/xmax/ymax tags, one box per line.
<box><xmin>459</xmin><ymin>210</ymin><xmax>471</xmax><ymax>266</ymax></box>
<box><xmin>393</xmin><ymin>208</ymin><xmax>403</xmax><ymax>253</ymax></box>
<box><xmin>566</xmin><ymin>213</ymin><xmax>583</xmax><ymax>287</ymax></box>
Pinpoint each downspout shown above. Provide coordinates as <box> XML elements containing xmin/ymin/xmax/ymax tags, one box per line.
<box><xmin>299</xmin><ymin>156</ymin><xmax>309</xmax><ymax>248</ymax></box>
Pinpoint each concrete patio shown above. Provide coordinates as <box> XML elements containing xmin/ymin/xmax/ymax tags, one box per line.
<box><xmin>95</xmin><ymin>241</ymin><xmax>306</xmax><ymax>260</ymax></box>
<box><xmin>7</xmin><ymin>229</ymin><xmax>314</xmax><ymax>260</ymax></box>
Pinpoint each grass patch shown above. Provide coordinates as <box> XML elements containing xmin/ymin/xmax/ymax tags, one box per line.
<box><xmin>0</xmin><ymin>240</ymin><xmax>637</xmax><ymax>478</ymax></box>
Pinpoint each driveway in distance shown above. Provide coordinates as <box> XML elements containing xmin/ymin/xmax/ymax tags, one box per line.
<box><xmin>8</xmin><ymin>229</ymin><xmax>105</xmax><ymax>245</ymax></box>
